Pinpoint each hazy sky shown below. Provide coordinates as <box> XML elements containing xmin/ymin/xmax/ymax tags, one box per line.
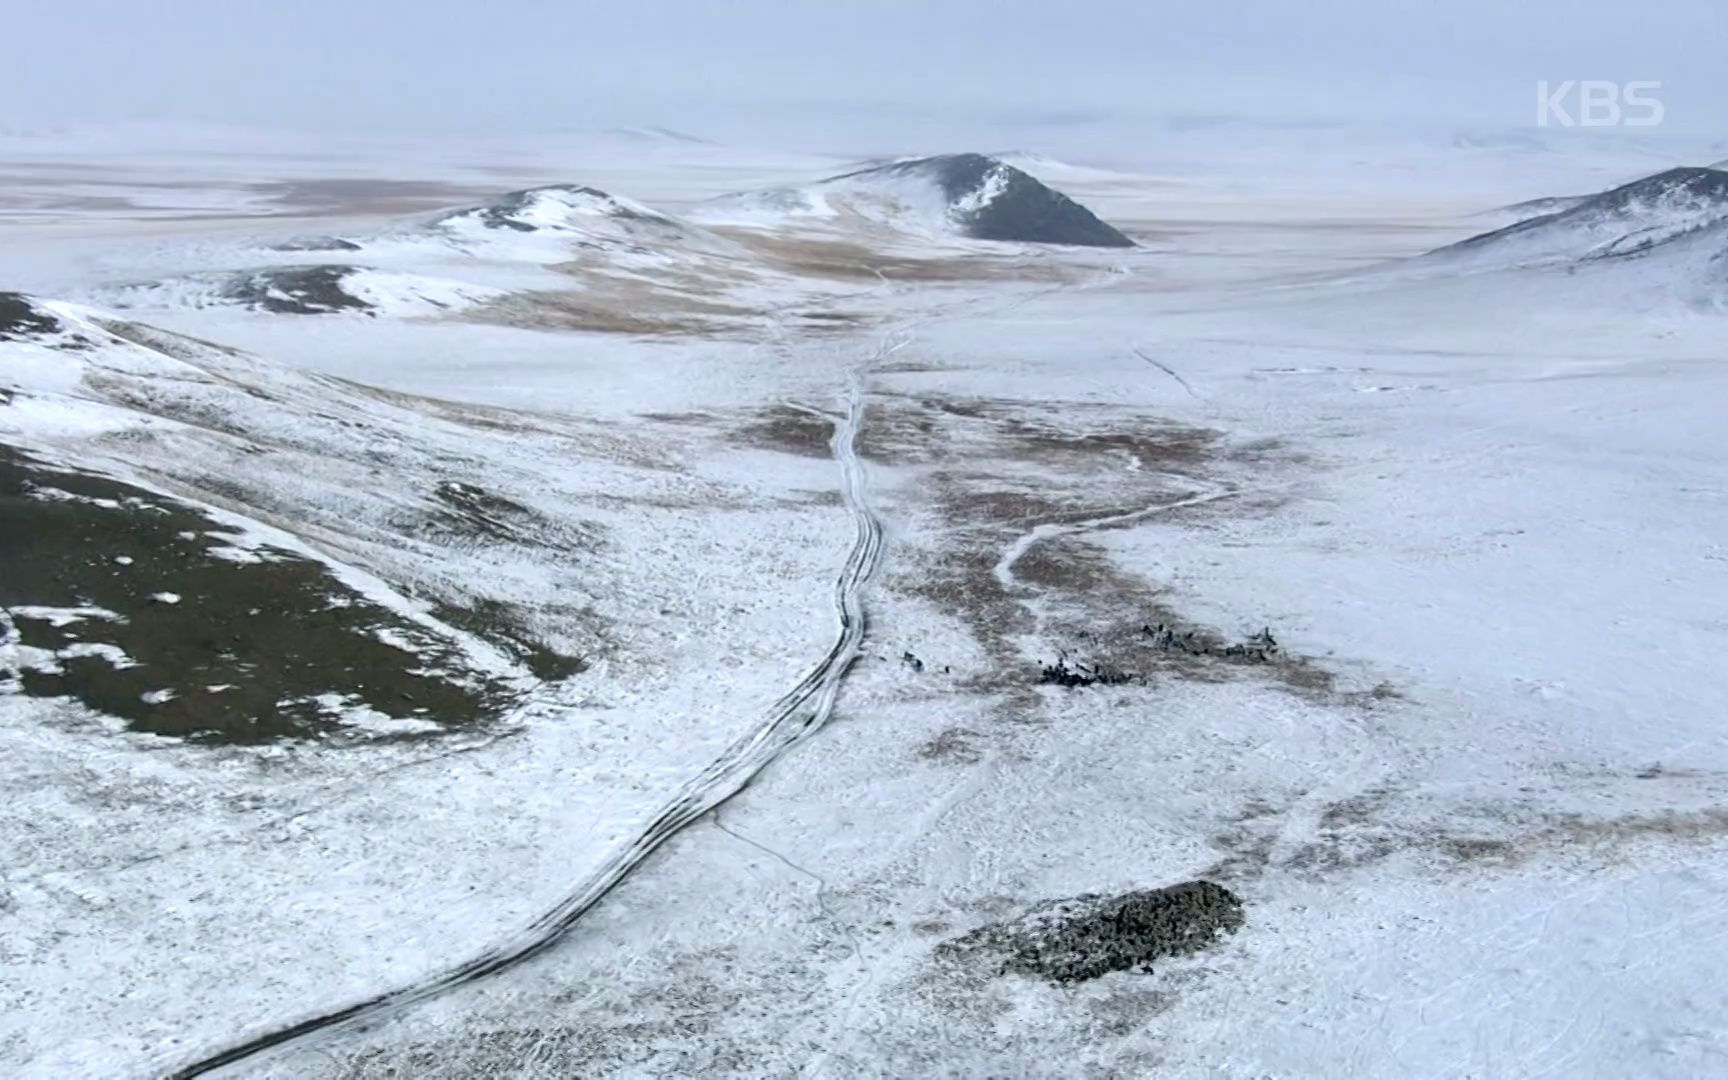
<box><xmin>6</xmin><ymin>0</ymin><xmax>1725</xmax><ymax>141</ymax></box>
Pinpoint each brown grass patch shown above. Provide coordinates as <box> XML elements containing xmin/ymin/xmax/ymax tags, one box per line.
<box><xmin>1212</xmin><ymin>784</ymin><xmax>1728</xmax><ymax>885</ymax></box>
<box><xmin>728</xmin><ymin>404</ymin><xmax>836</xmax><ymax>459</ymax></box>
<box><xmin>916</xmin><ymin>727</ymin><xmax>985</xmax><ymax>765</ymax></box>
<box><xmin>466</xmin><ymin>291</ymin><xmax>746</xmax><ymax>336</ymax></box>
<box><xmin>708</xmin><ymin>229</ymin><xmax>1075</xmax><ymax>284</ymax></box>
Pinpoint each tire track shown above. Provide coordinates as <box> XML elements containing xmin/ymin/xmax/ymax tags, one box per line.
<box><xmin>991</xmin><ymin>484</ymin><xmax>1241</xmax><ymax>591</ymax></box>
<box><xmin>164</xmin><ymin>352</ymin><xmax>886</xmax><ymax>1079</ymax></box>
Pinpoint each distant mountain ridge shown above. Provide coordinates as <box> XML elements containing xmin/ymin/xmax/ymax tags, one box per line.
<box><xmin>1438</xmin><ymin>167</ymin><xmax>1728</xmax><ymax>266</ymax></box>
<box><xmin>1424</xmin><ymin>166</ymin><xmax>1728</xmax><ymax>311</ymax></box>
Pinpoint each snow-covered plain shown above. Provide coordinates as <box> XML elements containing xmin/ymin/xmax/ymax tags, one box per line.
<box><xmin>3</xmin><ymin>129</ymin><xmax>1727</xmax><ymax>1079</ymax></box>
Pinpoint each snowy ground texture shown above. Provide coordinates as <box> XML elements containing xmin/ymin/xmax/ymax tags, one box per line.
<box><xmin>3</xmin><ymin>126</ymin><xmax>1728</xmax><ymax>1079</ymax></box>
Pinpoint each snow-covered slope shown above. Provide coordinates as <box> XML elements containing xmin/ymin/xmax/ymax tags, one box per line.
<box><xmin>250</xmin><ymin>183</ymin><xmax>736</xmax><ymax>271</ymax></box>
<box><xmin>0</xmin><ymin>293</ymin><xmax>539</xmax><ymax>741</ymax></box>
<box><xmin>64</xmin><ymin>184</ymin><xmax>777</xmax><ymax>329</ymax></box>
<box><xmin>10</xmin><ymin>136</ymin><xmax>1728</xmax><ymax>1080</ymax></box>
<box><xmin>1472</xmin><ymin>192</ymin><xmax>1590</xmax><ymax>227</ymax></box>
<box><xmin>695</xmin><ymin>153</ymin><xmax>1135</xmax><ymax>248</ymax></box>
<box><xmin>428</xmin><ymin>184</ymin><xmax>694</xmax><ymax>249</ymax></box>
<box><xmin>1409</xmin><ymin>167</ymin><xmax>1728</xmax><ymax>311</ymax></box>
<box><xmin>1434</xmin><ymin>166</ymin><xmax>1728</xmax><ymax>268</ymax></box>
<box><xmin>89</xmin><ymin>265</ymin><xmax>504</xmax><ymax>317</ymax></box>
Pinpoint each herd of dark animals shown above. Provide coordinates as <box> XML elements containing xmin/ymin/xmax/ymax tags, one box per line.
<box><xmin>1039</xmin><ymin>656</ymin><xmax>1138</xmax><ymax>688</ymax></box>
<box><xmin>1143</xmin><ymin>622</ymin><xmax>1280</xmax><ymax>661</ymax></box>
<box><xmin>895</xmin><ymin>624</ymin><xmax>1282</xmax><ymax>688</ymax></box>
<box><xmin>1041</xmin><ymin>624</ymin><xmax>1280</xmax><ymax>688</ymax></box>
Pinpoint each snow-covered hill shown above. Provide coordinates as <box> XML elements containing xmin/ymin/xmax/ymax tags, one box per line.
<box><xmin>695</xmin><ymin>152</ymin><xmax>1135</xmax><ymax>248</ymax></box>
<box><xmin>427</xmin><ymin>184</ymin><xmax>699</xmax><ymax>252</ymax></box>
<box><xmin>1411</xmin><ymin>167</ymin><xmax>1728</xmax><ymax>311</ymax></box>
<box><xmin>67</xmin><ymin>185</ymin><xmax>782</xmax><ymax>330</ymax></box>
<box><xmin>1434</xmin><ymin>166</ymin><xmax>1728</xmax><ymax>268</ymax></box>
<box><xmin>251</xmin><ymin>183</ymin><xmax>738</xmax><ymax>271</ymax></box>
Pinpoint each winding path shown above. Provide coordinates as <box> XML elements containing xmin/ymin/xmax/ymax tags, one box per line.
<box><xmin>166</xmin><ymin>355</ymin><xmax>885</xmax><ymax>1079</ymax></box>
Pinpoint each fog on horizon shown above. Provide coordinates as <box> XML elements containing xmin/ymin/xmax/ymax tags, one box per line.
<box><xmin>4</xmin><ymin>0</ymin><xmax>1725</xmax><ymax>147</ymax></box>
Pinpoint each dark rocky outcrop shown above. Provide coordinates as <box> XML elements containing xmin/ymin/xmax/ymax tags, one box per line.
<box><xmin>216</xmin><ymin>265</ymin><xmax>372</xmax><ymax>315</ymax></box>
<box><xmin>938</xmin><ymin>880</ymin><xmax>1244</xmax><ymax>983</ymax></box>
<box><xmin>0</xmin><ymin>292</ymin><xmax>61</xmax><ymax>339</ymax></box>
<box><xmin>267</xmin><ymin>236</ymin><xmax>363</xmax><ymax>253</ymax></box>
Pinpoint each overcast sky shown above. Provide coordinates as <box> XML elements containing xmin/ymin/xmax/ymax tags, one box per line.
<box><xmin>6</xmin><ymin>0</ymin><xmax>1724</xmax><ymax>141</ymax></box>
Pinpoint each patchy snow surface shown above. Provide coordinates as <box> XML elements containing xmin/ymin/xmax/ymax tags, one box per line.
<box><xmin>3</xmin><ymin>134</ymin><xmax>1728</xmax><ymax>1079</ymax></box>
<box><xmin>88</xmin><ymin>265</ymin><xmax>506</xmax><ymax>318</ymax></box>
<box><xmin>338</xmin><ymin>183</ymin><xmax>745</xmax><ymax>272</ymax></box>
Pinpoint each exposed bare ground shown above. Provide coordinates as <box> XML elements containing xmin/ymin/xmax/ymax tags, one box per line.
<box><xmin>708</xmin><ymin>228</ymin><xmax>1080</xmax><ymax>284</ymax></box>
<box><xmin>253</xmin><ymin>178</ymin><xmax>505</xmax><ymax>216</ymax></box>
<box><xmin>727</xmin><ymin>404</ymin><xmax>837</xmax><ymax>459</ymax></box>
<box><xmin>856</xmin><ymin>390</ymin><xmax>1399</xmax><ymax>765</ymax></box>
<box><xmin>1206</xmin><ymin>776</ymin><xmax>1728</xmax><ymax>884</ymax></box>
<box><xmin>335</xmin><ymin>379</ymin><xmax>682</xmax><ymax>470</ymax></box>
<box><xmin>860</xmin><ymin>393</ymin><xmax>1226</xmax><ymax>471</ymax></box>
<box><xmin>465</xmin><ymin>289</ymin><xmax>753</xmax><ymax>336</ymax></box>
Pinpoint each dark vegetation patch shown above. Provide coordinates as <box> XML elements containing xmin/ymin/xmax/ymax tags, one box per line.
<box><xmin>1208</xmin><ymin>786</ymin><xmax>1728</xmax><ymax>885</ymax></box>
<box><xmin>425</xmin><ymin>480</ymin><xmax>543</xmax><ymax>543</ymax></box>
<box><xmin>0</xmin><ymin>445</ymin><xmax>516</xmax><ymax>744</ymax></box>
<box><xmin>429</xmin><ymin>597</ymin><xmax>588</xmax><ymax>683</ymax></box>
<box><xmin>267</xmin><ymin>236</ymin><xmax>362</xmax><ymax>253</ymax></box>
<box><xmin>0</xmin><ymin>292</ymin><xmax>60</xmax><ymax>339</ymax></box>
<box><xmin>216</xmin><ymin>265</ymin><xmax>373</xmax><ymax>315</ymax></box>
<box><xmin>938</xmin><ymin>881</ymin><xmax>1243</xmax><ymax>983</ymax></box>
<box><xmin>729</xmin><ymin>404</ymin><xmax>836</xmax><ymax>459</ymax></box>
